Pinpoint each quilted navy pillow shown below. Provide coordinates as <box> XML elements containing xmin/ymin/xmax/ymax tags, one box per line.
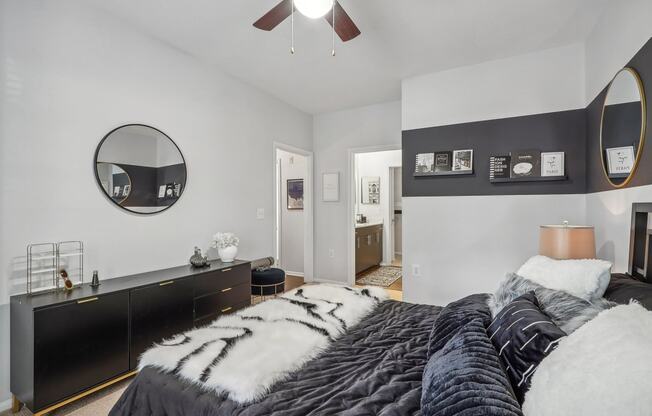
<box><xmin>488</xmin><ymin>292</ymin><xmax>566</xmax><ymax>403</ymax></box>
<box><xmin>421</xmin><ymin>318</ymin><xmax>523</xmax><ymax>416</ymax></box>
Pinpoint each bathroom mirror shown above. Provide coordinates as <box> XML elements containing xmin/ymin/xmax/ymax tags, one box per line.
<box><xmin>94</xmin><ymin>124</ymin><xmax>187</xmax><ymax>214</ymax></box>
<box><xmin>600</xmin><ymin>67</ymin><xmax>647</xmax><ymax>188</ymax></box>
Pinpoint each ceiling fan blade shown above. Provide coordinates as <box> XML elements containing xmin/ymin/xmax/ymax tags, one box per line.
<box><xmin>253</xmin><ymin>0</ymin><xmax>293</xmax><ymax>31</ymax></box>
<box><xmin>325</xmin><ymin>1</ymin><xmax>361</xmax><ymax>42</ymax></box>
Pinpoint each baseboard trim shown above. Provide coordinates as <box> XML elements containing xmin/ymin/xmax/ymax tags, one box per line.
<box><xmin>313</xmin><ymin>278</ymin><xmax>347</xmax><ymax>285</ymax></box>
<box><xmin>0</xmin><ymin>398</ymin><xmax>12</xmax><ymax>413</ymax></box>
<box><xmin>285</xmin><ymin>271</ymin><xmax>304</xmax><ymax>278</ymax></box>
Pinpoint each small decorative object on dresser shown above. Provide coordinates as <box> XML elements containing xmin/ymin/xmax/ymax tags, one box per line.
<box><xmin>212</xmin><ymin>232</ymin><xmax>239</xmax><ymax>263</ymax></box>
<box><xmin>189</xmin><ymin>246</ymin><xmax>209</xmax><ymax>268</ymax></box>
<box><xmin>91</xmin><ymin>270</ymin><xmax>101</xmax><ymax>287</ymax></box>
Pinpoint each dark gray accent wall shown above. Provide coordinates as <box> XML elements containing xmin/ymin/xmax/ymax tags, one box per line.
<box><xmin>586</xmin><ymin>37</ymin><xmax>652</xmax><ymax>193</ymax></box>
<box><xmin>402</xmin><ymin>109</ymin><xmax>587</xmax><ymax>197</ymax></box>
<box><xmin>403</xmin><ymin>37</ymin><xmax>652</xmax><ymax>197</ymax></box>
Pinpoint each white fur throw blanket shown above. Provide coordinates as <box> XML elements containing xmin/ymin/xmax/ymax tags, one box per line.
<box><xmin>523</xmin><ymin>302</ymin><xmax>652</xmax><ymax>416</ymax></box>
<box><xmin>139</xmin><ymin>284</ymin><xmax>388</xmax><ymax>403</ymax></box>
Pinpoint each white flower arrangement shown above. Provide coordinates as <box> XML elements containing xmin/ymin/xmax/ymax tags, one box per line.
<box><xmin>212</xmin><ymin>232</ymin><xmax>240</xmax><ymax>249</ymax></box>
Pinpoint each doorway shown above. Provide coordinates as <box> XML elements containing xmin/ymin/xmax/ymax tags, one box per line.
<box><xmin>349</xmin><ymin>147</ymin><xmax>402</xmax><ymax>300</ymax></box>
<box><xmin>274</xmin><ymin>143</ymin><xmax>313</xmax><ymax>290</ymax></box>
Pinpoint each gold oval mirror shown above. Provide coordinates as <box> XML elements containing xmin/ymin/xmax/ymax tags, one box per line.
<box><xmin>600</xmin><ymin>67</ymin><xmax>647</xmax><ymax>188</ymax></box>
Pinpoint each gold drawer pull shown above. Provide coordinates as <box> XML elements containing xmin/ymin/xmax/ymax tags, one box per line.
<box><xmin>221</xmin><ymin>306</ymin><xmax>232</xmax><ymax>313</ymax></box>
<box><xmin>77</xmin><ymin>297</ymin><xmax>98</xmax><ymax>304</ymax></box>
<box><xmin>159</xmin><ymin>280</ymin><xmax>174</xmax><ymax>286</ymax></box>
<box><xmin>221</xmin><ymin>268</ymin><xmax>232</xmax><ymax>273</ymax></box>
<box><xmin>221</xmin><ymin>287</ymin><xmax>232</xmax><ymax>293</ymax></box>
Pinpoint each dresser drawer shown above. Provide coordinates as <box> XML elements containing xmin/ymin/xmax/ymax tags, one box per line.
<box><xmin>194</xmin><ymin>264</ymin><xmax>250</xmax><ymax>297</ymax></box>
<box><xmin>194</xmin><ymin>283</ymin><xmax>250</xmax><ymax>320</ymax></box>
<box><xmin>194</xmin><ymin>300</ymin><xmax>250</xmax><ymax>327</ymax></box>
<box><xmin>33</xmin><ymin>292</ymin><xmax>129</xmax><ymax>411</ymax></box>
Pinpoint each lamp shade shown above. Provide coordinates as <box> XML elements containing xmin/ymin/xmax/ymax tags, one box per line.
<box><xmin>539</xmin><ymin>224</ymin><xmax>596</xmax><ymax>260</ymax></box>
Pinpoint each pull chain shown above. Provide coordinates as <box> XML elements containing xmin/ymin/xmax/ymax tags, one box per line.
<box><xmin>331</xmin><ymin>3</ymin><xmax>335</xmax><ymax>56</ymax></box>
<box><xmin>290</xmin><ymin>0</ymin><xmax>295</xmax><ymax>54</ymax></box>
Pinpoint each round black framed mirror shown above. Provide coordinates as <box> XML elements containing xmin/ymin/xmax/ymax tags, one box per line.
<box><xmin>94</xmin><ymin>124</ymin><xmax>187</xmax><ymax>214</ymax></box>
<box><xmin>600</xmin><ymin>67</ymin><xmax>647</xmax><ymax>188</ymax></box>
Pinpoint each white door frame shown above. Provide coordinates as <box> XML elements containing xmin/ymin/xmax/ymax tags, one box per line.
<box><xmin>387</xmin><ymin>166</ymin><xmax>399</xmax><ymax>265</ymax></box>
<box><xmin>273</xmin><ymin>142</ymin><xmax>314</xmax><ymax>282</ymax></box>
<box><xmin>346</xmin><ymin>144</ymin><xmax>401</xmax><ymax>286</ymax></box>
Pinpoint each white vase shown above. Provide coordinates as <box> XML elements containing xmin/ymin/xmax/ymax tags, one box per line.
<box><xmin>218</xmin><ymin>245</ymin><xmax>238</xmax><ymax>263</ymax></box>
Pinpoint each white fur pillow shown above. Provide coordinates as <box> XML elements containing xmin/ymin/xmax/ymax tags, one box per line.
<box><xmin>516</xmin><ymin>255</ymin><xmax>611</xmax><ymax>301</ymax></box>
<box><xmin>523</xmin><ymin>303</ymin><xmax>652</xmax><ymax>416</ymax></box>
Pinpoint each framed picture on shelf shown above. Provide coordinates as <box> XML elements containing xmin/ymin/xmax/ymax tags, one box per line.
<box><xmin>287</xmin><ymin>179</ymin><xmax>304</xmax><ymax>210</ymax></box>
<box><xmin>541</xmin><ymin>152</ymin><xmax>565</xmax><ymax>177</ymax></box>
<box><xmin>165</xmin><ymin>183</ymin><xmax>175</xmax><ymax>199</ymax></box>
<box><xmin>452</xmin><ymin>149</ymin><xmax>473</xmax><ymax>172</ymax></box>
<box><xmin>489</xmin><ymin>155</ymin><xmax>511</xmax><ymax>179</ymax></box>
<box><xmin>414</xmin><ymin>153</ymin><xmax>434</xmax><ymax>174</ymax></box>
<box><xmin>322</xmin><ymin>172</ymin><xmax>339</xmax><ymax>202</ymax></box>
<box><xmin>606</xmin><ymin>146</ymin><xmax>635</xmax><ymax>177</ymax></box>
<box><xmin>361</xmin><ymin>176</ymin><xmax>380</xmax><ymax>204</ymax></box>
<box><xmin>113</xmin><ymin>186</ymin><xmax>121</xmax><ymax>197</ymax></box>
<box><xmin>511</xmin><ymin>149</ymin><xmax>540</xmax><ymax>177</ymax></box>
<box><xmin>434</xmin><ymin>151</ymin><xmax>452</xmax><ymax>172</ymax></box>
<box><xmin>122</xmin><ymin>184</ymin><xmax>131</xmax><ymax>197</ymax></box>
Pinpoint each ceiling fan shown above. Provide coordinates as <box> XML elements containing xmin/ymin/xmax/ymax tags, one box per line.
<box><xmin>253</xmin><ymin>0</ymin><xmax>361</xmax><ymax>43</ymax></box>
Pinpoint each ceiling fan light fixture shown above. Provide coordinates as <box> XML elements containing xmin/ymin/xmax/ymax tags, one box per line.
<box><xmin>294</xmin><ymin>0</ymin><xmax>333</xmax><ymax>19</ymax></box>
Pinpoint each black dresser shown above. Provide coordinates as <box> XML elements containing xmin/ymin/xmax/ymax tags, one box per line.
<box><xmin>10</xmin><ymin>259</ymin><xmax>250</xmax><ymax>415</ymax></box>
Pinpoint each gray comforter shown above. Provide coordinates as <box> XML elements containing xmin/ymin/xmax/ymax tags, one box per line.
<box><xmin>110</xmin><ymin>300</ymin><xmax>442</xmax><ymax>416</ymax></box>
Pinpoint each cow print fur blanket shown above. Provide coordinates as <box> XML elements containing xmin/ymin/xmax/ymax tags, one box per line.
<box><xmin>139</xmin><ymin>284</ymin><xmax>388</xmax><ymax>404</ymax></box>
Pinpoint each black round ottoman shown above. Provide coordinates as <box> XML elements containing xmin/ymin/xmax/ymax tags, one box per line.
<box><xmin>251</xmin><ymin>268</ymin><xmax>285</xmax><ymax>297</ymax></box>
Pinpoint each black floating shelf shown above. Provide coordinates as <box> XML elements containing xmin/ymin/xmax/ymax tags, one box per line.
<box><xmin>489</xmin><ymin>175</ymin><xmax>567</xmax><ymax>183</ymax></box>
<box><xmin>414</xmin><ymin>170</ymin><xmax>473</xmax><ymax>177</ymax></box>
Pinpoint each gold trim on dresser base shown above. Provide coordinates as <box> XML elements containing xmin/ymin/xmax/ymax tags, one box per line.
<box><xmin>30</xmin><ymin>370</ymin><xmax>137</xmax><ymax>416</ymax></box>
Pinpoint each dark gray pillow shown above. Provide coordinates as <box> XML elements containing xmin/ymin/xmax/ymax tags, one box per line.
<box><xmin>421</xmin><ymin>318</ymin><xmax>523</xmax><ymax>416</ymax></box>
<box><xmin>488</xmin><ymin>273</ymin><xmax>616</xmax><ymax>334</ymax></box>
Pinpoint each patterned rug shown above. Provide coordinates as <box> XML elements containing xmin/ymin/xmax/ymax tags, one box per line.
<box><xmin>356</xmin><ymin>266</ymin><xmax>402</xmax><ymax>288</ymax></box>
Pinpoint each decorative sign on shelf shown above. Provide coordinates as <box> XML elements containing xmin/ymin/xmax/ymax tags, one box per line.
<box><xmin>414</xmin><ymin>149</ymin><xmax>474</xmax><ymax>176</ymax></box>
<box><xmin>511</xmin><ymin>149</ymin><xmax>540</xmax><ymax>178</ymax></box>
<box><xmin>605</xmin><ymin>146</ymin><xmax>635</xmax><ymax>178</ymax></box>
<box><xmin>490</xmin><ymin>150</ymin><xmax>566</xmax><ymax>183</ymax></box>
<box><xmin>541</xmin><ymin>152</ymin><xmax>565</xmax><ymax>177</ymax></box>
<box><xmin>489</xmin><ymin>155</ymin><xmax>511</xmax><ymax>180</ymax></box>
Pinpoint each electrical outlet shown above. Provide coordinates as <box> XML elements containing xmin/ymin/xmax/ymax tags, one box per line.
<box><xmin>412</xmin><ymin>264</ymin><xmax>421</xmax><ymax>277</ymax></box>
<box><xmin>328</xmin><ymin>249</ymin><xmax>335</xmax><ymax>258</ymax></box>
<box><xmin>256</xmin><ymin>208</ymin><xmax>265</xmax><ymax>220</ymax></box>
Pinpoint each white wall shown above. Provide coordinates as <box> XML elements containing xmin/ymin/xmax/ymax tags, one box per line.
<box><xmin>403</xmin><ymin>195</ymin><xmax>586</xmax><ymax>306</ymax></box>
<box><xmin>278</xmin><ymin>149</ymin><xmax>306</xmax><ymax>275</ymax></box>
<box><xmin>313</xmin><ymin>101</ymin><xmax>402</xmax><ymax>282</ymax></box>
<box><xmin>354</xmin><ymin>150</ymin><xmax>402</xmax><ymax>264</ymax></box>
<box><xmin>584</xmin><ymin>0</ymin><xmax>652</xmax><ymax>103</ymax></box>
<box><xmin>583</xmin><ymin>2</ymin><xmax>652</xmax><ymax>272</ymax></box>
<box><xmin>401</xmin><ymin>44</ymin><xmax>588</xmax><ymax>306</ymax></box>
<box><xmin>402</xmin><ymin>43</ymin><xmax>586</xmax><ymax>130</ymax></box>
<box><xmin>0</xmin><ymin>0</ymin><xmax>312</xmax><ymax>403</ymax></box>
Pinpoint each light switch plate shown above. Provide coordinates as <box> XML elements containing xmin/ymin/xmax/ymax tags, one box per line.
<box><xmin>256</xmin><ymin>208</ymin><xmax>265</xmax><ymax>220</ymax></box>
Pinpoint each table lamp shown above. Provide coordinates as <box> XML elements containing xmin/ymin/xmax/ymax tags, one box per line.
<box><xmin>539</xmin><ymin>221</ymin><xmax>596</xmax><ymax>260</ymax></box>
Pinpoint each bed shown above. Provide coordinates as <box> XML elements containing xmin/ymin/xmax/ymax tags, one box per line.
<box><xmin>110</xmin><ymin>299</ymin><xmax>442</xmax><ymax>416</ymax></box>
<box><xmin>111</xmin><ymin>204</ymin><xmax>652</xmax><ymax>416</ymax></box>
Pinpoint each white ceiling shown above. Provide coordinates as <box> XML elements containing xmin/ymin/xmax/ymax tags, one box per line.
<box><xmin>88</xmin><ymin>0</ymin><xmax>609</xmax><ymax>114</ymax></box>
